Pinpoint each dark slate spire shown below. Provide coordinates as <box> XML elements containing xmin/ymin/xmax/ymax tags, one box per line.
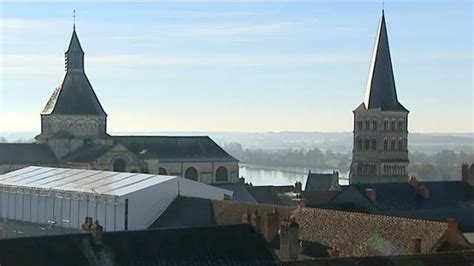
<box><xmin>65</xmin><ymin>29</ymin><xmax>84</xmax><ymax>71</ymax></box>
<box><xmin>363</xmin><ymin>11</ymin><xmax>408</xmax><ymax>112</ymax></box>
<box><xmin>41</xmin><ymin>28</ymin><xmax>106</xmax><ymax>116</ymax></box>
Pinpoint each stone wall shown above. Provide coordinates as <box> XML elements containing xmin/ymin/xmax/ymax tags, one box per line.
<box><xmin>41</xmin><ymin>114</ymin><xmax>106</xmax><ymax>139</ymax></box>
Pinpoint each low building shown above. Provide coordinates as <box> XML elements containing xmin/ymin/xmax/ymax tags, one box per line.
<box><xmin>0</xmin><ymin>166</ymin><xmax>232</xmax><ymax>231</ymax></box>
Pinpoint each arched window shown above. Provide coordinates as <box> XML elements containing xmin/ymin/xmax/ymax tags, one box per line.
<box><xmin>215</xmin><ymin>166</ymin><xmax>228</xmax><ymax>182</ymax></box>
<box><xmin>384</xmin><ymin>120</ymin><xmax>389</xmax><ymax>131</ymax></box>
<box><xmin>371</xmin><ymin>139</ymin><xmax>377</xmax><ymax>150</ymax></box>
<box><xmin>184</xmin><ymin>167</ymin><xmax>198</xmax><ymax>181</ymax></box>
<box><xmin>384</xmin><ymin>138</ymin><xmax>388</xmax><ymax>151</ymax></box>
<box><xmin>364</xmin><ymin>139</ymin><xmax>370</xmax><ymax>150</ymax></box>
<box><xmin>158</xmin><ymin>167</ymin><xmax>168</xmax><ymax>175</ymax></box>
<box><xmin>391</xmin><ymin>120</ymin><xmax>396</xmax><ymax>131</ymax></box>
<box><xmin>113</xmin><ymin>159</ymin><xmax>126</xmax><ymax>172</ymax></box>
<box><xmin>398</xmin><ymin>119</ymin><xmax>404</xmax><ymax>131</ymax></box>
<box><xmin>398</xmin><ymin>139</ymin><xmax>403</xmax><ymax>151</ymax></box>
<box><xmin>391</xmin><ymin>139</ymin><xmax>396</xmax><ymax>151</ymax></box>
<box><xmin>365</xmin><ymin>120</ymin><xmax>370</xmax><ymax>130</ymax></box>
<box><xmin>372</xmin><ymin>120</ymin><xmax>377</xmax><ymax>131</ymax></box>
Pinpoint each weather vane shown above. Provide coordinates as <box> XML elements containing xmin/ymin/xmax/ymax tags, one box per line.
<box><xmin>73</xmin><ymin>10</ymin><xmax>76</xmax><ymax>30</ymax></box>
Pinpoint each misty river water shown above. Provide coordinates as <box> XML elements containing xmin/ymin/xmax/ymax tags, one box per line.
<box><xmin>239</xmin><ymin>164</ymin><xmax>349</xmax><ymax>187</ymax></box>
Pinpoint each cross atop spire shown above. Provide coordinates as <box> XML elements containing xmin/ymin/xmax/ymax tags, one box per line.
<box><xmin>73</xmin><ymin>10</ymin><xmax>76</xmax><ymax>31</ymax></box>
<box><xmin>363</xmin><ymin>11</ymin><xmax>408</xmax><ymax>112</ymax></box>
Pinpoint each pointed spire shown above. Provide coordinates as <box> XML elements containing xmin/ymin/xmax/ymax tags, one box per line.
<box><xmin>363</xmin><ymin>11</ymin><xmax>408</xmax><ymax>112</ymax></box>
<box><xmin>65</xmin><ymin>27</ymin><xmax>84</xmax><ymax>71</ymax></box>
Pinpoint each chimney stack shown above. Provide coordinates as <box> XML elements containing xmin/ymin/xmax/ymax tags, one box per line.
<box><xmin>294</xmin><ymin>181</ymin><xmax>302</xmax><ymax>193</ymax></box>
<box><xmin>242</xmin><ymin>210</ymin><xmax>251</xmax><ymax>224</ymax></box>
<box><xmin>264</xmin><ymin>209</ymin><xmax>280</xmax><ymax>242</ymax></box>
<box><xmin>412</xmin><ymin>238</ymin><xmax>422</xmax><ymax>254</ymax></box>
<box><xmin>280</xmin><ymin>218</ymin><xmax>300</xmax><ymax>261</ymax></box>
<box><xmin>447</xmin><ymin>218</ymin><xmax>458</xmax><ymax>245</ymax></box>
<box><xmin>250</xmin><ymin>210</ymin><xmax>262</xmax><ymax>232</ymax></box>
<box><xmin>91</xmin><ymin>220</ymin><xmax>103</xmax><ymax>243</ymax></box>
<box><xmin>365</xmin><ymin>188</ymin><xmax>376</xmax><ymax>202</ymax></box>
<box><xmin>418</xmin><ymin>185</ymin><xmax>430</xmax><ymax>199</ymax></box>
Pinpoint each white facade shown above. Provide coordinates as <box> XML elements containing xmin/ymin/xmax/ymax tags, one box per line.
<box><xmin>0</xmin><ymin>166</ymin><xmax>232</xmax><ymax>231</ymax></box>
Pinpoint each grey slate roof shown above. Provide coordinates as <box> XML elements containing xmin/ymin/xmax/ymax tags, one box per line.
<box><xmin>363</xmin><ymin>11</ymin><xmax>408</xmax><ymax>112</ymax></box>
<box><xmin>61</xmin><ymin>144</ymin><xmax>114</xmax><ymax>163</ymax></box>
<box><xmin>114</xmin><ymin>136</ymin><xmax>238</xmax><ymax>162</ymax></box>
<box><xmin>305</xmin><ymin>172</ymin><xmax>333</xmax><ymax>192</ymax></box>
<box><xmin>41</xmin><ymin>29</ymin><xmax>106</xmax><ymax>116</ymax></box>
<box><xmin>213</xmin><ymin>183</ymin><xmax>258</xmax><ymax>203</ymax></box>
<box><xmin>0</xmin><ymin>224</ymin><xmax>280</xmax><ymax>266</ymax></box>
<box><xmin>0</xmin><ymin>143</ymin><xmax>57</xmax><ymax>164</ymax></box>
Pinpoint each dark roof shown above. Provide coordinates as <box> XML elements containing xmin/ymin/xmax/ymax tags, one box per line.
<box><xmin>0</xmin><ymin>143</ymin><xmax>57</xmax><ymax>164</ymax></box>
<box><xmin>114</xmin><ymin>136</ymin><xmax>238</xmax><ymax>162</ymax></box>
<box><xmin>0</xmin><ymin>219</ymin><xmax>80</xmax><ymax>239</ymax></box>
<box><xmin>303</xmin><ymin>191</ymin><xmax>340</xmax><ymax>207</ymax></box>
<box><xmin>305</xmin><ymin>172</ymin><xmax>333</xmax><ymax>192</ymax></box>
<box><xmin>0</xmin><ymin>224</ymin><xmax>280</xmax><ymax>266</ymax></box>
<box><xmin>282</xmin><ymin>249</ymin><xmax>474</xmax><ymax>266</ymax></box>
<box><xmin>363</xmin><ymin>11</ymin><xmax>408</xmax><ymax>112</ymax></box>
<box><xmin>62</xmin><ymin>144</ymin><xmax>113</xmax><ymax>163</ymax></box>
<box><xmin>41</xmin><ymin>29</ymin><xmax>106</xmax><ymax>116</ymax></box>
<box><xmin>246</xmin><ymin>186</ymin><xmax>286</xmax><ymax>205</ymax></box>
<box><xmin>332</xmin><ymin>181</ymin><xmax>474</xmax><ymax>231</ymax></box>
<box><xmin>213</xmin><ymin>183</ymin><xmax>258</xmax><ymax>203</ymax></box>
<box><xmin>150</xmin><ymin>196</ymin><xmax>215</xmax><ymax>228</ymax></box>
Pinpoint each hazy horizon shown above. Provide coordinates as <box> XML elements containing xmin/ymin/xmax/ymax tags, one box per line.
<box><xmin>1</xmin><ymin>1</ymin><xmax>472</xmax><ymax>133</ymax></box>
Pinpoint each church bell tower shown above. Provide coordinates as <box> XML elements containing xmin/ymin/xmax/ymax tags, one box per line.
<box><xmin>349</xmin><ymin>11</ymin><xmax>409</xmax><ymax>184</ymax></box>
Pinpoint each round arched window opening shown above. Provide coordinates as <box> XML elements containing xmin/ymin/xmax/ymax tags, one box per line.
<box><xmin>184</xmin><ymin>167</ymin><xmax>198</xmax><ymax>181</ymax></box>
<box><xmin>215</xmin><ymin>167</ymin><xmax>228</xmax><ymax>182</ymax></box>
<box><xmin>158</xmin><ymin>167</ymin><xmax>168</xmax><ymax>175</ymax></box>
<box><xmin>113</xmin><ymin>158</ymin><xmax>127</xmax><ymax>172</ymax></box>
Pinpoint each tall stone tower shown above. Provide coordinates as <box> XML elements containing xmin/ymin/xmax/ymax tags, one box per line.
<box><xmin>37</xmin><ymin>27</ymin><xmax>109</xmax><ymax>158</ymax></box>
<box><xmin>349</xmin><ymin>11</ymin><xmax>409</xmax><ymax>184</ymax></box>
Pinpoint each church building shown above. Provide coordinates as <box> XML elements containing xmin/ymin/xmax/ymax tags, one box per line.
<box><xmin>349</xmin><ymin>11</ymin><xmax>409</xmax><ymax>184</ymax></box>
<box><xmin>0</xmin><ymin>27</ymin><xmax>239</xmax><ymax>184</ymax></box>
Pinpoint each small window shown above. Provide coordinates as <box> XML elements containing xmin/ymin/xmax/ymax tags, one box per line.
<box><xmin>398</xmin><ymin>139</ymin><xmax>403</xmax><ymax>151</ymax></box>
<box><xmin>384</xmin><ymin>139</ymin><xmax>388</xmax><ymax>151</ymax></box>
<box><xmin>398</xmin><ymin>120</ymin><xmax>404</xmax><ymax>131</ymax></box>
<box><xmin>391</xmin><ymin>120</ymin><xmax>396</xmax><ymax>131</ymax></box>
<box><xmin>391</xmin><ymin>139</ymin><xmax>396</xmax><ymax>151</ymax></box>
<box><xmin>364</xmin><ymin>139</ymin><xmax>370</xmax><ymax>150</ymax></box>
<box><xmin>365</xmin><ymin>120</ymin><xmax>370</xmax><ymax>130</ymax></box>
<box><xmin>384</xmin><ymin>120</ymin><xmax>389</xmax><ymax>131</ymax></box>
<box><xmin>372</xmin><ymin>120</ymin><xmax>377</xmax><ymax>131</ymax></box>
<box><xmin>358</xmin><ymin>121</ymin><xmax>363</xmax><ymax>130</ymax></box>
<box><xmin>184</xmin><ymin>167</ymin><xmax>198</xmax><ymax>181</ymax></box>
<box><xmin>371</xmin><ymin>139</ymin><xmax>377</xmax><ymax>150</ymax></box>
<box><xmin>357</xmin><ymin>138</ymin><xmax>363</xmax><ymax>150</ymax></box>
<box><xmin>216</xmin><ymin>166</ymin><xmax>228</xmax><ymax>182</ymax></box>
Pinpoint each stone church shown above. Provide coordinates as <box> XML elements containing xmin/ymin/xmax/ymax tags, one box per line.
<box><xmin>0</xmin><ymin>27</ymin><xmax>239</xmax><ymax>184</ymax></box>
<box><xmin>349</xmin><ymin>11</ymin><xmax>409</xmax><ymax>184</ymax></box>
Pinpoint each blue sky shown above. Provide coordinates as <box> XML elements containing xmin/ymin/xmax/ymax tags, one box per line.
<box><xmin>0</xmin><ymin>1</ymin><xmax>472</xmax><ymax>133</ymax></box>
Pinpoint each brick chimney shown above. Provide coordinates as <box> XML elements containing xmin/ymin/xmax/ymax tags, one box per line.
<box><xmin>250</xmin><ymin>210</ymin><xmax>262</xmax><ymax>232</ymax></box>
<box><xmin>329</xmin><ymin>246</ymin><xmax>339</xmax><ymax>258</ymax></box>
<box><xmin>81</xmin><ymin>217</ymin><xmax>93</xmax><ymax>232</ymax></box>
<box><xmin>264</xmin><ymin>209</ymin><xmax>280</xmax><ymax>242</ymax></box>
<box><xmin>447</xmin><ymin>218</ymin><xmax>458</xmax><ymax>245</ymax></box>
<box><xmin>409</xmin><ymin>176</ymin><xmax>418</xmax><ymax>188</ymax></box>
<box><xmin>242</xmin><ymin>210</ymin><xmax>251</xmax><ymax>224</ymax></box>
<box><xmin>412</xmin><ymin>238</ymin><xmax>422</xmax><ymax>254</ymax></box>
<box><xmin>294</xmin><ymin>181</ymin><xmax>302</xmax><ymax>193</ymax></box>
<box><xmin>279</xmin><ymin>218</ymin><xmax>300</xmax><ymax>261</ymax></box>
<box><xmin>365</xmin><ymin>188</ymin><xmax>376</xmax><ymax>202</ymax></box>
<box><xmin>418</xmin><ymin>185</ymin><xmax>430</xmax><ymax>199</ymax></box>
<box><xmin>91</xmin><ymin>220</ymin><xmax>103</xmax><ymax>242</ymax></box>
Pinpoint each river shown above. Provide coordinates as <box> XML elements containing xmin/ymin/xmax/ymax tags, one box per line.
<box><xmin>239</xmin><ymin>164</ymin><xmax>349</xmax><ymax>187</ymax></box>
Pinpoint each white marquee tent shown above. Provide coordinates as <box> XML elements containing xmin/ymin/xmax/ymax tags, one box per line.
<box><xmin>0</xmin><ymin>166</ymin><xmax>232</xmax><ymax>231</ymax></box>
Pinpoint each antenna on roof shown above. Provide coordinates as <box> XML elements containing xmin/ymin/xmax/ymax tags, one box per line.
<box><xmin>382</xmin><ymin>0</ymin><xmax>385</xmax><ymax>13</ymax></box>
<box><xmin>73</xmin><ymin>9</ymin><xmax>76</xmax><ymax>31</ymax></box>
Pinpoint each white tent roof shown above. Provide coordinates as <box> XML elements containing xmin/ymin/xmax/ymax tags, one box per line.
<box><xmin>0</xmin><ymin>166</ymin><xmax>176</xmax><ymax>197</ymax></box>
